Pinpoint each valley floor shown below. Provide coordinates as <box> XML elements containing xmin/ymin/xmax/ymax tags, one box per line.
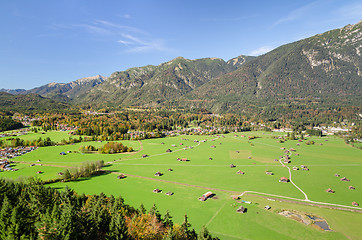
<box><xmin>1</xmin><ymin>130</ymin><xmax>362</xmax><ymax>239</ymax></box>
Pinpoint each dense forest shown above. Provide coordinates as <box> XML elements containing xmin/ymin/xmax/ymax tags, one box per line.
<box><xmin>0</xmin><ymin>179</ymin><xmax>218</xmax><ymax>239</ymax></box>
<box><xmin>0</xmin><ymin>116</ymin><xmax>23</xmax><ymax>132</ymax></box>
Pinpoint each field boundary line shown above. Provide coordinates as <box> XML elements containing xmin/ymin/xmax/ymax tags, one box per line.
<box><xmin>209</xmin><ymin>231</ymin><xmax>243</xmax><ymax>240</ymax></box>
<box><xmin>205</xmin><ymin>200</ymin><xmax>228</xmax><ymax>228</ymax></box>
<box><xmin>244</xmin><ymin>193</ymin><xmax>362</xmax><ymax>212</ymax></box>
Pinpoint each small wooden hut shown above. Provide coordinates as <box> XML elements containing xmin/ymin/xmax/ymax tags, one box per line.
<box><xmin>154</xmin><ymin>172</ymin><xmax>163</xmax><ymax>177</ymax></box>
<box><xmin>153</xmin><ymin>188</ymin><xmax>161</xmax><ymax>193</ymax></box>
<box><xmin>326</xmin><ymin>188</ymin><xmax>335</xmax><ymax>193</ymax></box>
<box><xmin>280</xmin><ymin>177</ymin><xmax>289</xmax><ymax>183</ymax></box>
<box><xmin>340</xmin><ymin>177</ymin><xmax>350</xmax><ymax>182</ymax></box>
<box><xmin>236</xmin><ymin>206</ymin><xmax>246</xmax><ymax>213</ymax></box>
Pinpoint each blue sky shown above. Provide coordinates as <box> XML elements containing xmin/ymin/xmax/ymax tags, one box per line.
<box><xmin>0</xmin><ymin>0</ymin><xmax>361</xmax><ymax>89</ymax></box>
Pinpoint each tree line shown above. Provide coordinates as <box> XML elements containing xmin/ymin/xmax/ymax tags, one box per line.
<box><xmin>0</xmin><ymin>179</ymin><xmax>218</xmax><ymax>239</ymax></box>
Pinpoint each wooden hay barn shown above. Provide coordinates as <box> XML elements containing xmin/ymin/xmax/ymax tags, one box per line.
<box><xmin>154</xmin><ymin>172</ymin><xmax>163</xmax><ymax>176</ymax></box>
<box><xmin>236</xmin><ymin>206</ymin><xmax>247</xmax><ymax>213</ymax></box>
<box><xmin>340</xmin><ymin>177</ymin><xmax>350</xmax><ymax>182</ymax></box>
<box><xmin>280</xmin><ymin>177</ymin><xmax>289</xmax><ymax>183</ymax></box>
<box><xmin>326</xmin><ymin>188</ymin><xmax>335</xmax><ymax>193</ymax></box>
<box><xmin>199</xmin><ymin>191</ymin><xmax>213</xmax><ymax>201</ymax></box>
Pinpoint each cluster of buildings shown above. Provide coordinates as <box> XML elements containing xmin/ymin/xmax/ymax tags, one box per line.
<box><xmin>0</xmin><ymin>146</ymin><xmax>37</xmax><ymax>161</ymax></box>
<box><xmin>0</xmin><ymin>129</ymin><xmax>30</xmax><ymax>138</ymax></box>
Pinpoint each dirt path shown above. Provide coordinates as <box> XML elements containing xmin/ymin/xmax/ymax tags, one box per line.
<box><xmin>244</xmin><ymin>193</ymin><xmax>362</xmax><ymax>213</ymax></box>
<box><xmin>278</xmin><ymin>150</ymin><xmax>309</xmax><ymax>201</ymax></box>
<box><xmin>12</xmin><ymin>161</ymin><xmax>76</xmax><ymax>169</ymax></box>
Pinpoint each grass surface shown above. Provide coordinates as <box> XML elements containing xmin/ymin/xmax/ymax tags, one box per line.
<box><xmin>1</xmin><ymin>131</ymin><xmax>361</xmax><ymax>239</ymax></box>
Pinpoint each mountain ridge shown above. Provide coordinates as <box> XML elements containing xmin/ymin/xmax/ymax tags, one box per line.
<box><xmin>1</xmin><ymin>21</ymin><xmax>361</xmax><ymax>113</ymax></box>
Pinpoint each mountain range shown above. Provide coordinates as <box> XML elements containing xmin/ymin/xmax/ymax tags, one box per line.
<box><xmin>1</xmin><ymin>21</ymin><xmax>361</xmax><ymax>113</ymax></box>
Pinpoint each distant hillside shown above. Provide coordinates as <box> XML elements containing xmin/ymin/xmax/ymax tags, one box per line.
<box><xmin>24</xmin><ymin>75</ymin><xmax>106</xmax><ymax>102</ymax></box>
<box><xmin>9</xmin><ymin>21</ymin><xmax>361</xmax><ymax>113</ymax></box>
<box><xmin>185</xmin><ymin>21</ymin><xmax>362</xmax><ymax>112</ymax></box>
<box><xmin>77</xmin><ymin>56</ymin><xmax>253</xmax><ymax>107</ymax></box>
<box><xmin>0</xmin><ymin>92</ymin><xmax>69</xmax><ymax>113</ymax></box>
<box><xmin>0</xmin><ymin>88</ymin><xmax>26</xmax><ymax>95</ymax></box>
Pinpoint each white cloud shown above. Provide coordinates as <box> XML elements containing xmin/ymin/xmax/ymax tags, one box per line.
<box><xmin>337</xmin><ymin>3</ymin><xmax>362</xmax><ymax>20</ymax></box>
<box><xmin>271</xmin><ymin>1</ymin><xmax>318</xmax><ymax>28</ymax></box>
<box><xmin>50</xmin><ymin>19</ymin><xmax>170</xmax><ymax>53</ymax></box>
<box><xmin>119</xmin><ymin>14</ymin><xmax>131</xmax><ymax>19</ymax></box>
<box><xmin>249</xmin><ymin>46</ymin><xmax>275</xmax><ymax>56</ymax></box>
<box><xmin>118</xmin><ymin>34</ymin><xmax>167</xmax><ymax>53</ymax></box>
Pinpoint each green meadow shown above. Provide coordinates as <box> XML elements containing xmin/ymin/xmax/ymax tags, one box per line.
<box><xmin>1</xmin><ymin>130</ymin><xmax>361</xmax><ymax>239</ymax></box>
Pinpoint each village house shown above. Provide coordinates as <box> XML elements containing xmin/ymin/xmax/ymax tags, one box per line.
<box><xmin>166</xmin><ymin>149</ymin><xmax>172</xmax><ymax>153</ymax></box>
<box><xmin>292</xmin><ymin>166</ymin><xmax>299</xmax><ymax>170</ymax></box>
<box><xmin>230</xmin><ymin>164</ymin><xmax>236</xmax><ymax>168</ymax></box>
<box><xmin>165</xmin><ymin>192</ymin><xmax>174</xmax><ymax>196</ymax></box>
<box><xmin>237</xmin><ymin>170</ymin><xmax>245</xmax><ymax>175</ymax></box>
<box><xmin>265</xmin><ymin>171</ymin><xmax>273</xmax><ymax>175</ymax></box>
<box><xmin>349</xmin><ymin>186</ymin><xmax>355</xmax><ymax>190</ymax></box>
<box><xmin>153</xmin><ymin>188</ymin><xmax>161</xmax><ymax>193</ymax></box>
<box><xmin>352</xmin><ymin>202</ymin><xmax>359</xmax><ymax>206</ymax></box>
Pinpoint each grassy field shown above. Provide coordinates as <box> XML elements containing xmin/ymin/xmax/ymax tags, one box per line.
<box><xmin>1</xmin><ymin>130</ymin><xmax>361</xmax><ymax>239</ymax></box>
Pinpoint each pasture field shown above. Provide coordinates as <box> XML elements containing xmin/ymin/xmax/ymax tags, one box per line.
<box><xmin>1</xmin><ymin>130</ymin><xmax>361</xmax><ymax>239</ymax></box>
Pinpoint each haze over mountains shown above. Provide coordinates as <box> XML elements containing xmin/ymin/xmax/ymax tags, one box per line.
<box><xmin>2</xmin><ymin>21</ymin><xmax>361</xmax><ymax>112</ymax></box>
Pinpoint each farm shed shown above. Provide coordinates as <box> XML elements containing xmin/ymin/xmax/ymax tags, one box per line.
<box><xmin>118</xmin><ymin>174</ymin><xmax>127</xmax><ymax>179</ymax></box>
<box><xmin>340</xmin><ymin>177</ymin><xmax>350</xmax><ymax>182</ymax></box>
<box><xmin>326</xmin><ymin>188</ymin><xmax>335</xmax><ymax>193</ymax></box>
<box><xmin>236</xmin><ymin>206</ymin><xmax>247</xmax><ymax>213</ymax></box>
<box><xmin>199</xmin><ymin>192</ymin><xmax>213</xmax><ymax>201</ymax></box>
<box><xmin>154</xmin><ymin>172</ymin><xmax>163</xmax><ymax>176</ymax></box>
<box><xmin>280</xmin><ymin>177</ymin><xmax>289</xmax><ymax>183</ymax></box>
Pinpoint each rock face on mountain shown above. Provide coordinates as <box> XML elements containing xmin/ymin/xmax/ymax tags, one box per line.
<box><xmin>24</xmin><ymin>75</ymin><xmax>106</xmax><ymax>102</ymax></box>
<box><xmin>78</xmin><ymin>56</ymin><xmax>252</xmax><ymax>106</ymax></box>
<box><xmin>185</xmin><ymin>21</ymin><xmax>362</xmax><ymax>111</ymax></box>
